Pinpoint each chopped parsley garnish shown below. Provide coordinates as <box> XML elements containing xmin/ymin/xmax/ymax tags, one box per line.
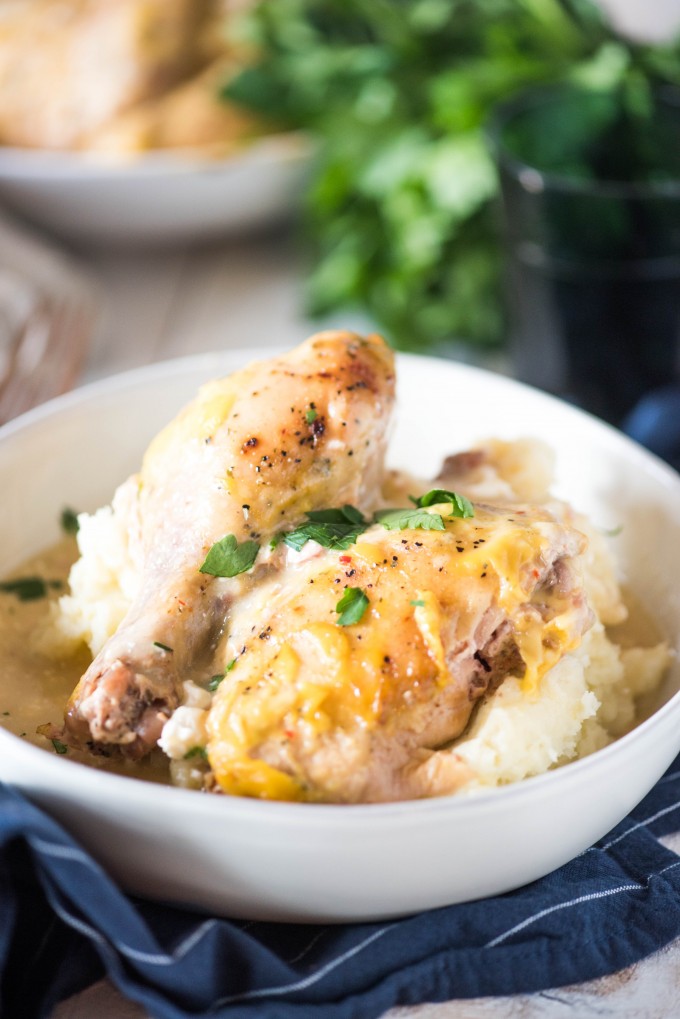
<box><xmin>0</xmin><ymin>576</ymin><xmax>49</xmax><ymax>601</ymax></box>
<box><xmin>199</xmin><ymin>534</ymin><xmax>260</xmax><ymax>578</ymax></box>
<box><xmin>336</xmin><ymin>586</ymin><xmax>369</xmax><ymax>626</ymax></box>
<box><xmin>283</xmin><ymin>505</ymin><xmax>368</xmax><ymax>552</ymax></box>
<box><xmin>60</xmin><ymin>507</ymin><xmax>80</xmax><ymax>535</ymax></box>
<box><xmin>410</xmin><ymin>489</ymin><xmax>474</xmax><ymax>519</ymax></box>
<box><xmin>153</xmin><ymin>642</ymin><xmax>174</xmax><ymax>653</ymax></box>
<box><xmin>208</xmin><ymin>659</ymin><xmax>237</xmax><ymax>691</ymax></box>
<box><xmin>274</xmin><ymin>491</ymin><xmax>473</xmax><ymax>552</ymax></box>
<box><xmin>410</xmin><ymin>599</ymin><xmax>425</xmax><ymax>607</ymax></box>
<box><xmin>311</xmin><ymin>506</ymin><xmax>366</xmax><ymax>525</ymax></box>
<box><xmin>375</xmin><ymin>507</ymin><xmax>446</xmax><ymax>532</ymax></box>
<box><xmin>305</xmin><ymin>405</ymin><xmax>318</xmax><ymax>424</ymax></box>
<box><xmin>184</xmin><ymin>746</ymin><xmax>208</xmax><ymax>761</ymax></box>
<box><xmin>51</xmin><ymin>739</ymin><xmax>68</xmax><ymax>755</ymax></box>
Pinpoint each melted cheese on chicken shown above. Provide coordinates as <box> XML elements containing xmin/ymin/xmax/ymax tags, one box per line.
<box><xmin>58</xmin><ymin>330</ymin><xmax>594</xmax><ymax>802</ymax></box>
<box><xmin>206</xmin><ymin>506</ymin><xmax>589</xmax><ymax>801</ymax></box>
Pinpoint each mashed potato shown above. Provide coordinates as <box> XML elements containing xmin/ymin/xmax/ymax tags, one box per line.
<box><xmin>50</xmin><ymin>479</ymin><xmax>143</xmax><ymax>657</ymax></box>
<box><xmin>49</xmin><ymin>437</ymin><xmax>672</xmax><ymax>793</ymax></box>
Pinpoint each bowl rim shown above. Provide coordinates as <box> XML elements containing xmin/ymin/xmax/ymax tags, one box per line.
<box><xmin>2</xmin><ymin>348</ymin><xmax>679</xmax><ymax>824</ymax></box>
<box><xmin>2</xmin><ymin>676</ymin><xmax>679</xmax><ymax>824</ymax></box>
<box><xmin>3</xmin><ymin>346</ymin><xmax>679</xmax><ymax>495</ymax></box>
<box><xmin>0</xmin><ymin>130</ymin><xmax>311</xmax><ymax>182</ymax></box>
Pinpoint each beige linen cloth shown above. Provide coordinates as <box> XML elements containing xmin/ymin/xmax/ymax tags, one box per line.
<box><xmin>0</xmin><ymin>210</ymin><xmax>98</xmax><ymax>421</ymax></box>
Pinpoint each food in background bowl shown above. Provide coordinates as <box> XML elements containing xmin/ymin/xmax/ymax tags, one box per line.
<box><xmin>0</xmin><ymin>0</ymin><xmax>265</xmax><ymax>156</ymax></box>
<box><xmin>1</xmin><ymin>332</ymin><xmax>671</xmax><ymax>803</ymax></box>
<box><xmin>0</xmin><ymin>1</ymin><xmax>306</xmax><ymax>244</ymax></box>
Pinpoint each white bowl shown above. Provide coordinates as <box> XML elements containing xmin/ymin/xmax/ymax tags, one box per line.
<box><xmin>0</xmin><ymin>134</ymin><xmax>309</xmax><ymax>246</ymax></box>
<box><xmin>1</xmin><ymin>351</ymin><xmax>679</xmax><ymax>922</ymax></box>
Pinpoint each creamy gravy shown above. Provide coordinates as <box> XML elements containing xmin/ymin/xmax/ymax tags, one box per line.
<box><xmin>0</xmin><ymin>539</ymin><xmax>668</xmax><ymax>786</ymax></box>
<box><xmin>0</xmin><ymin>537</ymin><xmax>169</xmax><ymax>783</ymax></box>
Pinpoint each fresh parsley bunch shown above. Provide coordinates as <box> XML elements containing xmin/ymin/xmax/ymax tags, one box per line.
<box><xmin>225</xmin><ymin>0</ymin><xmax>680</xmax><ymax>352</ymax></box>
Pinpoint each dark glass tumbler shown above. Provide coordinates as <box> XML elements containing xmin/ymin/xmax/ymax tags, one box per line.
<box><xmin>488</xmin><ymin>85</ymin><xmax>680</xmax><ymax>425</ymax></box>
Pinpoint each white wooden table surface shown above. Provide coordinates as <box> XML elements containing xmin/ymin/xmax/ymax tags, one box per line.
<box><xmin>45</xmin><ymin>229</ymin><xmax>679</xmax><ymax>1018</ymax></box>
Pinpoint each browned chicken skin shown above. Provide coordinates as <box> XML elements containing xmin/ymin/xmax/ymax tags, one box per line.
<box><xmin>64</xmin><ymin>332</ymin><xmax>395</xmax><ymax>756</ymax></box>
<box><xmin>62</xmin><ymin>332</ymin><xmax>594</xmax><ymax>803</ymax></box>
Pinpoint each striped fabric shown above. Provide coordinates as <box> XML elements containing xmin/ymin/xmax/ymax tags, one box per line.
<box><xmin>2</xmin><ymin>759</ymin><xmax>680</xmax><ymax>1019</ymax></box>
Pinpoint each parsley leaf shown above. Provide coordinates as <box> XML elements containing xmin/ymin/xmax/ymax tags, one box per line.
<box><xmin>199</xmin><ymin>535</ymin><xmax>260</xmax><ymax>577</ymax></box>
<box><xmin>223</xmin><ymin>0</ymin><xmax>633</xmax><ymax>352</ymax></box>
<box><xmin>305</xmin><ymin>406</ymin><xmax>318</xmax><ymax>424</ymax></box>
<box><xmin>51</xmin><ymin>739</ymin><xmax>68</xmax><ymax>755</ymax></box>
<box><xmin>184</xmin><ymin>746</ymin><xmax>208</xmax><ymax>761</ymax></box>
<box><xmin>410</xmin><ymin>599</ymin><xmax>425</xmax><ymax>607</ymax></box>
<box><xmin>0</xmin><ymin>576</ymin><xmax>49</xmax><ymax>601</ymax></box>
<box><xmin>375</xmin><ymin>508</ymin><xmax>445</xmax><ymax>532</ymax></box>
<box><xmin>283</xmin><ymin>505</ymin><xmax>368</xmax><ymax>551</ymax></box>
<box><xmin>308</xmin><ymin>505</ymin><xmax>366</xmax><ymax>525</ymax></box>
<box><xmin>208</xmin><ymin>659</ymin><xmax>237</xmax><ymax>691</ymax></box>
<box><xmin>153</xmin><ymin>642</ymin><xmax>173</xmax><ymax>653</ymax></box>
<box><xmin>336</xmin><ymin>586</ymin><xmax>369</xmax><ymax>626</ymax></box>
<box><xmin>411</xmin><ymin>489</ymin><xmax>474</xmax><ymax>518</ymax></box>
<box><xmin>60</xmin><ymin>507</ymin><xmax>80</xmax><ymax>535</ymax></box>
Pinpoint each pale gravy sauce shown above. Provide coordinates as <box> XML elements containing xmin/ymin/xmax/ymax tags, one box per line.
<box><xmin>0</xmin><ymin>537</ymin><xmax>169</xmax><ymax>782</ymax></box>
<box><xmin>0</xmin><ymin>538</ymin><xmax>667</xmax><ymax>786</ymax></box>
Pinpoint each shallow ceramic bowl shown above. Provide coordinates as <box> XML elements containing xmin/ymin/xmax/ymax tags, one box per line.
<box><xmin>0</xmin><ymin>134</ymin><xmax>309</xmax><ymax>246</ymax></box>
<box><xmin>1</xmin><ymin>351</ymin><xmax>679</xmax><ymax>922</ymax></box>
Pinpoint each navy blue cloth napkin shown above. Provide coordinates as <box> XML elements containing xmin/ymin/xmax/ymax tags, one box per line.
<box><xmin>622</xmin><ymin>385</ymin><xmax>680</xmax><ymax>472</ymax></box>
<box><xmin>2</xmin><ymin>760</ymin><xmax>680</xmax><ymax>1019</ymax></box>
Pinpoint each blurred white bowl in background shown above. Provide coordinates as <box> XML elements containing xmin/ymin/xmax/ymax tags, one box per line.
<box><xmin>0</xmin><ymin>133</ymin><xmax>310</xmax><ymax>247</ymax></box>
